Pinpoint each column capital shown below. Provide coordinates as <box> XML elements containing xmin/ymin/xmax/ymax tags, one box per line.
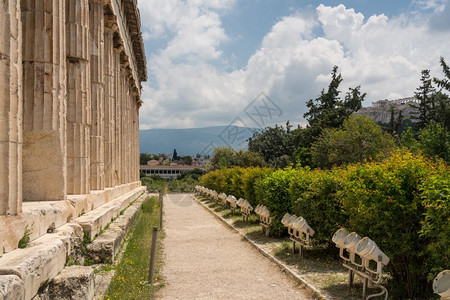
<box><xmin>105</xmin><ymin>14</ymin><xmax>118</xmax><ymax>32</ymax></box>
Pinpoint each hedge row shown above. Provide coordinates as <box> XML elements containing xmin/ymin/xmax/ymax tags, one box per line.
<box><xmin>199</xmin><ymin>150</ymin><xmax>449</xmax><ymax>298</ymax></box>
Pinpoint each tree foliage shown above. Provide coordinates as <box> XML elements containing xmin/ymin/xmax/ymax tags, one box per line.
<box><xmin>140</xmin><ymin>153</ymin><xmax>158</xmax><ymax>165</ymax></box>
<box><xmin>311</xmin><ymin>115</ymin><xmax>394</xmax><ymax>168</ymax></box>
<box><xmin>206</xmin><ymin>147</ymin><xmax>264</xmax><ymax>171</ymax></box>
<box><xmin>248</xmin><ymin>123</ymin><xmax>295</xmax><ymax>168</ymax></box>
<box><xmin>303</xmin><ymin>66</ymin><xmax>366</xmax><ymax>145</ymax></box>
<box><xmin>413</xmin><ymin>69</ymin><xmax>436</xmax><ymax>129</ymax></box>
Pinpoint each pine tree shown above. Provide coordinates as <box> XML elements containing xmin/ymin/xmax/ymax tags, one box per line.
<box><xmin>434</xmin><ymin>57</ymin><xmax>450</xmax><ymax>91</ymax></box>
<box><xmin>303</xmin><ymin>66</ymin><xmax>365</xmax><ymax>144</ymax></box>
<box><xmin>413</xmin><ymin>69</ymin><xmax>435</xmax><ymax>129</ymax></box>
<box><xmin>173</xmin><ymin>149</ymin><xmax>178</xmax><ymax>161</ymax></box>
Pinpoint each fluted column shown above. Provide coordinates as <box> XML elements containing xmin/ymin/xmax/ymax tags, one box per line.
<box><xmin>134</xmin><ymin>99</ymin><xmax>139</xmax><ymax>181</ymax></box>
<box><xmin>0</xmin><ymin>0</ymin><xmax>22</xmax><ymax>215</ymax></box>
<box><xmin>22</xmin><ymin>0</ymin><xmax>67</xmax><ymax>201</ymax></box>
<box><xmin>66</xmin><ymin>0</ymin><xmax>90</xmax><ymax>195</ymax></box>
<box><xmin>120</xmin><ymin>68</ymin><xmax>126</xmax><ymax>184</ymax></box>
<box><xmin>89</xmin><ymin>0</ymin><xmax>105</xmax><ymax>190</ymax></box>
<box><xmin>113</xmin><ymin>48</ymin><xmax>122</xmax><ymax>185</ymax></box>
<box><xmin>104</xmin><ymin>20</ymin><xmax>115</xmax><ymax>188</ymax></box>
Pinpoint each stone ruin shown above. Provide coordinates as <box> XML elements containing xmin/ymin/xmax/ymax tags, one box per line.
<box><xmin>0</xmin><ymin>0</ymin><xmax>148</xmax><ymax>299</ymax></box>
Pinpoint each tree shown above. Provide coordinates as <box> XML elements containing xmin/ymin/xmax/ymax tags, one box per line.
<box><xmin>172</xmin><ymin>149</ymin><xmax>178</xmax><ymax>161</ymax></box>
<box><xmin>433</xmin><ymin>92</ymin><xmax>450</xmax><ymax>131</ymax></box>
<box><xmin>206</xmin><ymin>147</ymin><xmax>264</xmax><ymax>171</ymax></box>
<box><xmin>389</xmin><ymin>105</ymin><xmax>404</xmax><ymax>144</ymax></box>
<box><xmin>311</xmin><ymin>115</ymin><xmax>395</xmax><ymax>168</ymax></box>
<box><xmin>303</xmin><ymin>66</ymin><xmax>366</xmax><ymax>145</ymax></box>
<box><xmin>234</xmin><ymin>150</ymin><xmax>264</xmax><ymax>168</ymax></box>
<box><xmin>140</xmin><ymin>153</ymin><xmax>156</xmax><ymax>165</ymax></box>
<box><xmin>413</xmin><ymin>69</ymin><xmax>436</xmax><ymax>129</ymax></box>
<box><xmin>248</xmin><ymin>123</ymin><xmax>295</xmax><ymax>167</ymax></box>
<box><xmin>417</xmin><ymin>121</ymin><xmax>450</xmax><ymax>162</ymax></box>
<box><xmin>432</xmin><ymin>57</ymin><xmax>450</xmax><ymax>131</ymax></box>
<box><xmin>434</xmin><ymin>57</ymin><xmax>450</xmax><ymax>92</ymax></box>
<box><xmin>181</xmin><ymin>155</ymin><xmax>193</xmax><ymax>165</ymax></box>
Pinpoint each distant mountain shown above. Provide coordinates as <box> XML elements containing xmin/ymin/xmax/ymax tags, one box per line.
<box><xmin>139</xmin><ymin>126</ymin><xmax>259</xmax><ymax>155</ymax></box>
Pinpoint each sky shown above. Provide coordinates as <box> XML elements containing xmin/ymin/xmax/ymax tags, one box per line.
<box><xmin>137</xmin><ymin>0</ymin><xmax>450</xmax><ymax>130</ymax></box>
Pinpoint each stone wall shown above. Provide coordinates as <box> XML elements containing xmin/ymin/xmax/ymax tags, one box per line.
<box><xmin>0</xmin><ymin>0</ymin><xmax>146</xmax><ymax>269</ymax></box>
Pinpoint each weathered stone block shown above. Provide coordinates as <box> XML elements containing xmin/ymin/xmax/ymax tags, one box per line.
<box><xmin>0</xmin><ymin>275</ymin><xmax>25</xmax><ymax>300</ymax></box>
<box><xmin>47</xmin><ymin>266</ymin><xmax>94</xmax><ymax>300</ymax></box>
<box><xmin>0</xmin><ymin>234</ymin><xmax>68</xmax><ymax>300</ymax></box>
<box><xmin>86</xmin><ymin>193</ymin><xmax>146</xmax><ymax>263</ymax></box>
<box><xmin>74</xmin><ymin>186</ymin><xmax>145</xmax><ymax>240</ymax></box>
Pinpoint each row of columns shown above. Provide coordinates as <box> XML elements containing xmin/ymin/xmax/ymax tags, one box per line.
<box><xmin>0</xmin><ymin>0</ymin><xmax>142</xmax><ymax>216</ymax></box>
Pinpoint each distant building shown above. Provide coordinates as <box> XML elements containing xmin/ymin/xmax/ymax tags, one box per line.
<box><xmin>355</xmin><ymin>97</ymin><xmax>418</xmax><ymax>124</ymax></box>
<box><xmin>140</xmin><ymin>165</ymin><xmax>206</xmax><ymax>179</ymax></box>
<box><xmin>147</xmin><ymin>160</ymin><xmax>159</xmax><ymax>166</ymax></box>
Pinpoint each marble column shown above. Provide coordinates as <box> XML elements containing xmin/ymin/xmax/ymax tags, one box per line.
<box><xmin>120</xmin><ymin>68</ymin><xmax>126</xmax><ymax>184</ymax></box>
<box><xmin>66</xmin><ymin>0</ymin><xmax>90</xmax><ymax>195</ymax></box>
<box><xmin>0</xmin><ymin>0</ymin><xmax>22</xmax><ymax>215</ymax></box>
<box><xmin>21</xmin><ymin>0</ymin><xmax>67</xmax><ymax>201</ymax></box>
<box><xmin>113</xmin><ymin>48</ymin><xmax>122</xmax><ymax>185</ymax></box>
<box><xmin>89</xmin><ymin>0</ymin><xmax>104</xmax><ymax>190</ymax></box>
<box><xmin>133</xmin><ymin>99</ymin><xmax>139</xmax><ymax>182</ymax></box>
<box><xmin>104</xmin><ymin>19</ymin><xmax>115</xmax><ymax>188</ymax></box>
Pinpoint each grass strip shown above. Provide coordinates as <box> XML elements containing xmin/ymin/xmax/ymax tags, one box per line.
<box><xmin>104</xmin><ymin>196</ymin><xmax>165</xmax><ymax>300</ymax></box>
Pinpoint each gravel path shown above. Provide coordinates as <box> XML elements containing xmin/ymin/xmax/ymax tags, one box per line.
<box><xmin>157</xmin><ymin>193</ymin><xmax>313</xmax><ymax>300</ymax></box>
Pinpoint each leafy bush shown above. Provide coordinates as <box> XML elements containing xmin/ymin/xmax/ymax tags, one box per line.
<box><xmin>340</xmin><ymin>150</ymin><xmax>440</xmax><ymax>298</ymax></box>
<box><xmin>420</xmin><ymin>170</ymin><xmax>450</xmax><ymax>280</ymax></box>
<box><xmin>255</xmin><ymin>168</ymin><xmax>297</xmax><ymax>236</ymax></box>
<box><xmin>291</xmin><ymin>168</ymin><xmax>347</xmax><ymax>252</ymax></box>
<box><xmin>198</xmin><ymin>151</ymin><xmax>448</xmax><ymax>298</ymax></box>
<box><xmin>241</xmin><ymin>167</ymin><xmax>273</xmax><ymax>206</ymax></box>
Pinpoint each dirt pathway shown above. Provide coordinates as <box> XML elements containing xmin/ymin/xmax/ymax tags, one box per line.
<box><xmin>157</xmin><ymin>193</ymin><xmax>312</xmax><ymax>300</ymax></box>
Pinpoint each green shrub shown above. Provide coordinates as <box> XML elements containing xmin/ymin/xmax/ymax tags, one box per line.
<box><xmin>420</xmin><ymin>169</ymin><xmax>450</xmax><ymax>280</ymax></box>
<box><xmin>340</xmin><ymin>150</ymin><xmax>440</xmax><ymax>298</ymax></box>
<box><xmin>291</xmin><ymin>168</ymin><xmax>347</xmax><ymax>252</ymax></box>
<box><xmin>241</xmin><ymin>167</ymin><xmax>272</xmax><ymax>206</ymax></box>
<box><xmin>255</xmin><ymin>168</ymin><xmax>297</xmax><ymax>236</ymax></box>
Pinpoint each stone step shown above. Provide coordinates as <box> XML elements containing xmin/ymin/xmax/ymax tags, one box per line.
<box><xmin>0</xmin><ymin>182</ymin><xmax>143</xmax><ymax>257</ymax></box>
<box><xmin>86</xmin><ymin>192</ymin><xmax>148</xmax><ymax>264</ymax></box>
<box><xmin>41</xmin><ymin>266</ymin><xmax>95</xmax><ymax>300</ymax></box>
<box><xmin>0</xmin><ymin>224</ymin><xmax>83</xmax><ymax>300</ymax></box>
<box><xmin>74</xmin><ymin>186</ymin><xmax>146</xmax><ymax>240</ymax></box>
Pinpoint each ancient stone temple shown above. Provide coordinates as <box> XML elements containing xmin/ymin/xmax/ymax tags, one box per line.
<box><xmin>0</xmin><ymin>0</ymin><xmax>147</xmax><ymax>298</ymax></box>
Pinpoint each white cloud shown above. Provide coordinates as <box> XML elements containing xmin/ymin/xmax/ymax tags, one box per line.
<box><xmin>138</xmin><ymin>3</ymin><xmax>450</xmax><ymax>129</ymax></box>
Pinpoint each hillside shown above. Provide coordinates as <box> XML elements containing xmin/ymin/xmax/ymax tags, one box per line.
<box><xmin>355</xmin><ymin>97</ymin><xmax>418</xmax><ymax>124</ymax></box>
<box><xmin>139</xmin><ymin>126</ymin><xmax>258</xmax><ymax>155</ymax></box>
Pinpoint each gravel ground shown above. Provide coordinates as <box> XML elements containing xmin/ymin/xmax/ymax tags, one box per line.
<box><xmin>156</xmin><ymin>193</ymin><xmax>313</xmax><ymax>300</ymax></box>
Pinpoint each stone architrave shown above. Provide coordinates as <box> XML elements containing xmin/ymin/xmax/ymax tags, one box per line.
<box><xmin>0</xmin><ymin>0</ymin><xmax>22</xmax><ymax>215</ymax></box>
<box><xmin>21</xmin><ymin>0</ymin><xmax>67</xmax><ymax>201</ymax></box>
<box><xmin>89</xmin><ymin>0</ymin><xmax>105</xmax><ymax>190</ymax></box>
<box><xmin>66</xmin><ymin>0</ymin><xmax>91</xmax><ymax>195</ymax></box>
